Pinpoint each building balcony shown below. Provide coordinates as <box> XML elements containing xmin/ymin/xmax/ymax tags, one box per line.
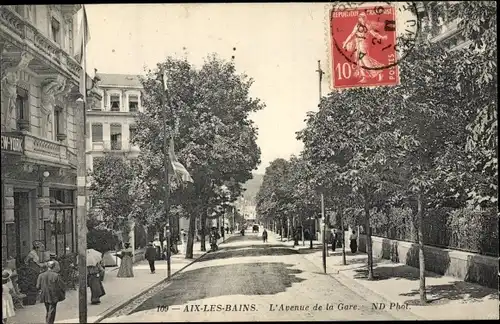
<box><xmin>110</xmin><ymin>141</ymin><xmax>122</xmax><ymax>151</ymax></box>
<box><xmin>1</xmin><ymin>131</ymin><xmax>76</xmax><ymax>169</ymax></box>
<box><xmin>92</xmin><ymin>141</ymin><xmax>105</xmax><ymax>152</ymax></box>
<box><xmin>0</xmin><ymin>6</ymin><xmax>81</xmax><ymax>84</ymax></box>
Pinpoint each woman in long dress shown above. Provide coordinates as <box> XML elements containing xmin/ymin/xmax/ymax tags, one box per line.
<box><xmin>2</xmin><ymin>271</ymin><xmax>16</xmax><ymax>324</ymax></box>
<box><xmin>349</xmin><ymin>230</ymin><xmax>358</xmax><ymax>253</ymax></box>
<box><xmin>116</xmin><ymin>243</ymin><xmax>134</xmax><ymax>278</ymax></box>
<box><xmin>22</xmin><ymin>241</ymin><xmax>47</xmax><ymax>304</ymax></box>
<box><xmin>87</xmin><ymin>262</ymin><xmax>106</xmax><ymax>305</ymax></box>
<box><xmin>342</xmin><ymin>12</ymin><xmax>388</xmax><ymax>83</ymax></box>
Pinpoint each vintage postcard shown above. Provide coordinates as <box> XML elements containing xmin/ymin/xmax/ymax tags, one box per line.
<box><xmin>1</xmin><ymin>2</ymin><xmax>498</xmax><ymax>323</ymax></box>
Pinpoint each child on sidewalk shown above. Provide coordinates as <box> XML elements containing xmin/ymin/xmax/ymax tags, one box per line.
<box><xmin>2</xmin><ymin>270</ymin><xmax>15</xmax><ymax>324</ymax></box>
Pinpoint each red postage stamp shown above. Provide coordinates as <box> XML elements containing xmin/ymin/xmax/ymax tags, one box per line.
<box><xmin>330</xmin><ymin>4</ymin><xmax>400</xmax><ymax>89</ymax></box>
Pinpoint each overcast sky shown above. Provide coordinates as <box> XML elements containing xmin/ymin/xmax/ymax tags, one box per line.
<box><xmin>85</xmin><ymin>3</ymin><xmax>332</xmax><ymax>174</ymax></box>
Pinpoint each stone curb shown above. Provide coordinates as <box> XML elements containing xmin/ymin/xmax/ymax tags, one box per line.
<box><xmin>94</xmin><ymin>237</ymin><xmax>230</xmax><ymax>323</ymax></box>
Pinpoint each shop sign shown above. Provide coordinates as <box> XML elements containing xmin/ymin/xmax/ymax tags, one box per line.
<box><xmin>1</xmin><ymin>134</ymin><xmax>24</xmax><ymax>154</ymax></box>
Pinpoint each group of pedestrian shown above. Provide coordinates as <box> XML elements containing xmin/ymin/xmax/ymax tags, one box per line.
<box><xmin>330</xmin><ymin>228</ymin><xmax>358</xmax><ymax>254</ymax></box>
<box><xmin>2</xmin><ymin>260</ymin><xmax>66</xmax><ymax>324</ymax></box>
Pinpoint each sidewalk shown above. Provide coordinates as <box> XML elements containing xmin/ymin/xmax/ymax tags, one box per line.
<box><xmin>300</xmin><ymin>244</ymin><xmax>499</xmax><ymax>320</ymax></box>
<box><xmin>268</xmin><ymin>230</ymin><xmax>322</xmax><ymax>249</ymax></box>
<box><xmin>11</xmin><ymin>239</ymin><xmax>225</xmax><ymax>324</ymax></box>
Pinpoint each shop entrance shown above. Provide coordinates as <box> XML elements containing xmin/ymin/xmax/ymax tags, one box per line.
<box><xmin>6</xmin><ymin>191</ymin><xmax>31</xmax><ymax>267</ymax></box>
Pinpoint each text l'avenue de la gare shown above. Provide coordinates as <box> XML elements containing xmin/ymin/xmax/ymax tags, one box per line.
<box><xmin>159</xmin><ymin>302</ymin><xmax>410</xmax><ymax>312</ymax></box>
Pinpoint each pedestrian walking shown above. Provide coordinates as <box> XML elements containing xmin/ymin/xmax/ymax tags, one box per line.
<box><xmin>230</xmin><ymin>226</ymin><xmax>234</xmax><ymax>234</ymax></box>
<box><xmin>180</xmin><ymin>229</ymin><xmax>187</xmax><ymax>254</ymax></box>
<box><xmin>145</xmin><ymin>242</ymin><xmax>157</xmax><ymax>274</ymax></box>
<box><xmin>304</xmin><ymin>228</ymin><xmax>310</xmax><ymax>241</ymax></box>
<box><xmin>331</xmin><ymin>228</ymin><xmax>337</xmax><ymax>252</ymax></box>
<box><xmin>153</xmin><ymin>237</ymin><xmax>162</xmax><ymax>260</ymax></box>
<box><xmin>293</xmin><ymin>229</ymin><xmax>300</xmax><ymax>246</ymax></box>
<box><xmin>262</xmin><ymin>229</ymin><xmax>268</xmax><ymax>243</ymax></box>
<box><xmin>349</xmin><ymin>230</ymin><xmax>358</xmax><ymax>253</ymax></box>
<box><xmin>87</xmin><ymin>261</ymin><xmax>106</xmax><ymax>305</ymax></box>
<box><xmin>116</xmin><ymin>243</ymin><xmax>134</xmax><ymax>278</ymax></box>
<box><xmin>36</xmin><ymin>261</ymin><xmax>66</xmax><ymax>324</ymax></box>
<box><xmin>2</xmin><ymin>271</ymin><xmax>15</xmax><ymax>324</ymax></box>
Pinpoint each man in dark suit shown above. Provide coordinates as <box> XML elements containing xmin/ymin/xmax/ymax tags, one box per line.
<box><xmin>36</xmin><ymin>260</ymin><xmax>66</xmax><ymax>324</ymax></box>
<box><xmin>145</xmin><ymin>242</ymin><xmax>157</xmax><ymax>274</ymax></box>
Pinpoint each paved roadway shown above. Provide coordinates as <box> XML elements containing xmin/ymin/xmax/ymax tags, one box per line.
<box><xmin>101</xmin><ymin>230</ymin><xmax>409</xmax><ymax>322</ymax></box>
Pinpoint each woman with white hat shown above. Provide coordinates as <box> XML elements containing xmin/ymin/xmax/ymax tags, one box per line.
<box><xmin>2</xmin><ymin>270</ymin><xmax>16</xmax><ymax>323</ymax></box>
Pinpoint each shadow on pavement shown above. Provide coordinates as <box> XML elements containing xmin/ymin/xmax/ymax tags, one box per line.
<box><xmin>353</xmin><ymin>264</ymin><xmax>442</xmax><ymax>281</ymax></box>
<box><xmin>223</xmin><ymin>235</ymin><xmax>262</xmax><ymax>244</ymax></box>
<box><xmin>295</xmin><ymin>247</ymin><xmax>326</xmax><ymax>255</ymax></box>
<box><xmin>131</xmin><ymin>262</ymin><xmax>305</xmax><ymax>313</ymax></box>
<box><xmin>400</xmin><ymin>280</ymin><xmax>499</xmax><ymax>305</ymax></box>
<box><xmin>221</xmin><ymin>244</ymin><xmax>291</xmax><ymax>251</ymax></box>
<box><xmin>199</xmin><ymin>246</ymin><xmax>299</xmax><ymax>262</ymax></box>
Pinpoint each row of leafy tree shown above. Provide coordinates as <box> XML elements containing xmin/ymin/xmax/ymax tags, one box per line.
<box><xmin>256</xmin><ymin>1</ymin><xmax>497</xmax><ymax>304</ymax></box>
<box><xmin>89</xmin><ymin>55</ymin><xmax>263</xmax><ymax>257</ymax></box>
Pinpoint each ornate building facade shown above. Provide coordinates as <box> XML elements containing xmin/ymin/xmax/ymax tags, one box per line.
<box><xmin>86</xmin><ymin>73</ymin><xmax>143</xmax><ymax>173</ymax></box>
<box><xmin>0</xmin><ymin>5</ymin><xmax>100</xmax><ymax>266</ymax></box>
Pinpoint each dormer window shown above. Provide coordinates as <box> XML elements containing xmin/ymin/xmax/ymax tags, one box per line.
<box><xmin>110</xmin><ymin>95</ymin><xmax>120</xmax><ymax>111</ymax></box>
<box><xmin>129</xmin><ymin>95</ymin><xmax>139</xmax><ymax>112</ymax></box>
<box><xmin>51</xmin><ymin>17</ymin><xmax>61</xmax><ymax>44</ymax></box>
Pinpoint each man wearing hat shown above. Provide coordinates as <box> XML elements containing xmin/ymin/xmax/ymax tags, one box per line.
<box><xmin>145</xmin><ymin>242</ymin><xmax>157</xmax><ymax>274</ymax></box>
<box><xmin>36</xmin><ymin>261</ymin><xmax>66</xmax><ymax>324</ymax></box>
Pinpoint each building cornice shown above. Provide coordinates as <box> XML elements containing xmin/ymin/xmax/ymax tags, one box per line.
<box><xmin>99</xmin><ymin>84</ymin><xmax>143</xmax><ymax>90</ymax></box>
<box><xmin>86</xmin><ymin>111</ymin><xmax>139</xmax><ymax>117</ymax></box>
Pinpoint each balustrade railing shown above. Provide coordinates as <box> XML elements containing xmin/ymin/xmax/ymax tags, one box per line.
<box><xmin>22</xmin><ymin>133</ymin><xmax>71</xmax><ymax>165</ymax></box>
<box><xmin>0</xmin><ymin>6</ymin><xmax>81</xmax><ymax>80</ymax></box>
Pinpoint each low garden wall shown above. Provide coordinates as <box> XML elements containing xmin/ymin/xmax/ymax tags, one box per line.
<box><xmin>358</xmin><ymin>234</ymin><xmax>498</xmax><ymax>288</ymax></box>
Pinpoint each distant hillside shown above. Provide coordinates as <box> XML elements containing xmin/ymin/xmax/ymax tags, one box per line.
<box><xmin>241</xmin><ymin>173</ymin><xmax>264</xmax><ymax>204</ymax></box>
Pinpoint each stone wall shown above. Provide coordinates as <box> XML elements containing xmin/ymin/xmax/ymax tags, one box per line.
<box><xmin>358</xmin><ymin>234</ymin><xmax>498</xmax><ymax>288</ymax></box>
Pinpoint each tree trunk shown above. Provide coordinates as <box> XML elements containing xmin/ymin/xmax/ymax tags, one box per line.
<box><xmin>200</xmin><ymin>210</ymin><xmax>207</xmax><ymax>252</ymax></box>
<box><xmin>340</xmin><ymin>207</ymin><xmax>346</xmax><ymax>265</ymax></box>
<box><xmin>301</xmin><ymin>219</ymin><xmax>305</xmax><ymax>246</ymax></box>
<box><xmin>185</xmin><ymin>210</ymin><xmax>197</xmax><ymax>259</ymax></box>
<box><xmin>417</xmin><ymin>192</ymin><xmax>427</xmax><ymax>305</ymax></box>
<box><xmin>364</xmin><ymin>196</ymin><xmax>374</xmax><ymax>280</ymax></box>
<box><xmin>281</xmin><ymin>218</ymin><xmax>284</xmax><ymax>241</ymax></box>
<box><xmin>309</xmin><ymin>217</ymin><xmax>313</xmax><ymax>249</ymax></box>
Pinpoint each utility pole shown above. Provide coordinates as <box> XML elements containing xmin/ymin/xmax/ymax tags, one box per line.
<box><xmin>321</xmin><ymin>192</ymin><xmax>326</xmax><ymax>274</ymax></box>
<box><xmin>77</xmin><ymin>19</ymin><xmax>89</xmax><ymax>323</ymax></box>
<box><xmin>162</xmin><ymin>70</ymin><xmax>172</xmax><ymax>279</ymax></box>
<box><xmin>77</xmin><ymin>93</ymin><xmax>88</xmax><ymax>324</ymax></box>
<box><xmin>316</xmin><ymin>60</ymin><xmax>324</xmax><ymax>102</ymax></box>
<box><xmin>316</xmin><ymin>59</ymin><xmax>327</xmax><ymax>272</ymax></box>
